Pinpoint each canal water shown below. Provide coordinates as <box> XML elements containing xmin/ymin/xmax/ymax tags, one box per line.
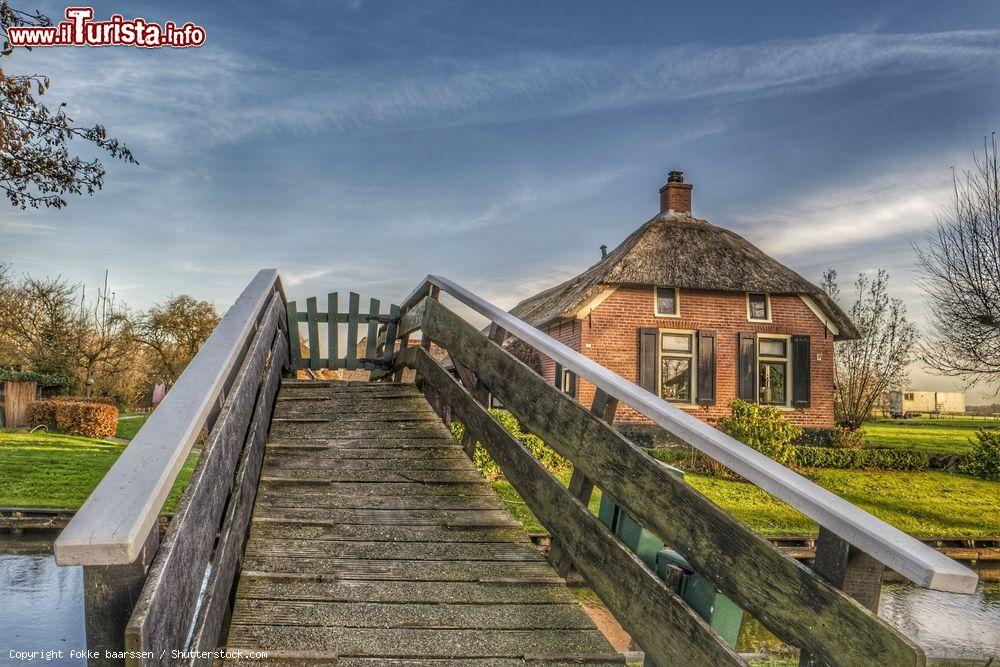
<box><xmin>1</xmin><ymin>532</ymin><xmax>999</xmax><ymax>662</ymax></box>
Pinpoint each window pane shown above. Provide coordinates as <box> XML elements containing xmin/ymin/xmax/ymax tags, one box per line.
<box><xmin>661</xmin><ymin>357</ymin><xmax>691</xmax><ymax>402</ymax></box>
<box><xmin>749</xmin><ymin>293</ymin><xmax>768</xmax><ymax>320</ymax></box>
<box><xmin>661</xmin><ymin>333</ymin><xmax>691</xmax><ymax>352</ymax></box>
<box><xmin>759</xmin><ymin>338</ymin><xmax>786</xmax><ymax>358</ymax></box>
<box><xmin>759</xmin><ymin>362</ymin><xmax>787</xmax><ymax>405</ymax></box>
<box><xmin>656</xmin><ymin>287</ymin><xmax>677</xmax><ymax>315</ymax></box>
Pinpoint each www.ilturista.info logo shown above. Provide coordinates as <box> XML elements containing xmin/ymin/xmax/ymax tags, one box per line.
<box><xmin>6</xmin><ymin>7</ymin><xmax>205</xmax><ymax>48</ymax></box>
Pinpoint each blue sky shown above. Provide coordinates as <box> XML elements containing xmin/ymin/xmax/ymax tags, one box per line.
<box><xmin>2</xmin><ymin>1</ymin><xmax>999</xmax><ymax>400</ymax></box>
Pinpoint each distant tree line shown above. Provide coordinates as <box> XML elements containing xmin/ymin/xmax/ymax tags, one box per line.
<box><xmin>0</xmin><ymin>264</ymin><xmax>219</xmax><ymax>408</ymax></box>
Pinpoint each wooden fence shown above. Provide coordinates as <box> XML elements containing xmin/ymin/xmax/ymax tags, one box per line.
<box><xmin>286</xmin><ymin>292</ymin><xmax>399</xmax><ymax>372</ymax></box>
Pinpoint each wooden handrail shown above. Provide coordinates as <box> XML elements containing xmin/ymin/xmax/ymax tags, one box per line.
<box><xmin>399</xmin><ymin>275</ymin><xmax>978</xmax><ymax>595</ymax></box>
<box><xmin>55</xmin><ymin>269</ymin><xmax>285</xmax><ymax>566</ymax></box>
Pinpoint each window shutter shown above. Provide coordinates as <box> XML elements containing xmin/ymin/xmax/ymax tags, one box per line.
<box><xmin>638</xmin><ymin>328</ymin><xmax>658</xmax><ymax>394</ymax></box>
<box><xmin>554</xmin><ymin>362</ymin><xmax>563</xmax><ymax>390</ymax></box>
<box><xmin>738</xmin><ymin>333</ymin><xmax>757</xmax><ymax>401</ymax></box>
<box><xmin>697</xmin><ymin>330</ymin><xmax>716</xmax><ymax>406</ymax></box>
<box><xmin>567</xmin><ymin>371</ymin><xmax>577</xmax><ymax>398</ymax></box>
<box><xmin>792</xmin><ymin>335</ymin><xmax>811</xmax><ymax>408</ymax></box>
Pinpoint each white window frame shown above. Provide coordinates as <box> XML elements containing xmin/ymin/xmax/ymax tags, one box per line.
<box><xmin>747</xmin><ymin>292</ymin><xmax>772</xmax><ymax>323</ymax></box>
<box><xmin>653</xmin><ymin>286</ymin><xmax>680</xmax><ymax>318</ymax></box>
<box><xmin>657</xmin><ymin>328</ymin><xmax>697</xmax><ymax>405</ymax></box>
<box><xmin>757</xmin><ymin>333</ymin><xmax>791</xmax><ymax>407</ymax></box>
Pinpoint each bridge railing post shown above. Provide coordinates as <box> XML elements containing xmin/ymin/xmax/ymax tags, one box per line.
<box><xmin>798</xmin><ymin>527</ymin><xmax>885</xmax><ymax>666</ymax></box>
<box><xmin>81</xmin><ymin>525</ymin><xmax>159</xmax><ymax>666</ymax></box>
<box><xmin>550</xmin><ymin>388</ymin><xmax>618</xmax><ymax>577</ymax></box>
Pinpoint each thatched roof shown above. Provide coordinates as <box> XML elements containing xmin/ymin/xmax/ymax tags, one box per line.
<box><xmin>509</xmin><ymin>212</ymin><xmax>859</xmax><ymax>340</ymax></box>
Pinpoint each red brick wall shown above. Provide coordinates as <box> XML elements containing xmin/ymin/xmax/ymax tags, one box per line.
<box><xmin>540</xmin><ymin>318</ymin><xmax>583</xmax><ymax>387</ymax></box>
<box><xmin>565</xmin><ymin>285</ymin><xmax>836</xmax><ymax>428</ymax></box>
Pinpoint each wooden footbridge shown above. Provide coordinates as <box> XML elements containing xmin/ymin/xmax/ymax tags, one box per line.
<box><xmin>54</xmin><ymin>270</ymin><xmax>977</xmax><ymax>666</ymax></box>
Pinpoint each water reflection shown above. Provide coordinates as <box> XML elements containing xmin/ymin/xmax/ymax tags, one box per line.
<box><xmin>738</xmin><ymin>581</ymin><xmax>1000</xmax><ymax>660</ymax></box>
<box><xmin>0</xmin><ymin>532</ymin><xmax>86</xmax><ymax>663</ymax></box>
<box><xmin>880</xmin><ymin>583</ymin><xmax>1000</xmax><ymax>660</ymax></box>
<box><xmin>0</xmin><ymin>532</ymin><xmax>998</xmax><ymax>663</ymax></box>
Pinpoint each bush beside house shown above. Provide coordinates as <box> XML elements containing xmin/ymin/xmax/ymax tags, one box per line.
<box><xmin>960</xmin><ymin>429</ymin><xmax>1000</xmax><ymax>480</ymax></box>
<box><xmin>26</xmin><ymin>398</ymin><xmax>119</xmax><ymax>439</ymax></box>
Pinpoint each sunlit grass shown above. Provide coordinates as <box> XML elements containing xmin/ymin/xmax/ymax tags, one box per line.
<box><xmin>0</xmin><ymin>429</ymin><xmax>197</xmax><ymax>512</ymax></box>
<box><xmin>491</xmin><ymin>464</ymin><xmax>1000</xmax><ymax>538</ymax></box>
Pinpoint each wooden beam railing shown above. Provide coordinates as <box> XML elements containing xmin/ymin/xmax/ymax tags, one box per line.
<box><xmin>395</xmin><ymin>276</ymin><xmax>980</xmax><ymax>666</ymax></box>
<box><xmin>53</xmin><ymin>269</ymin><xmax>289</xmax><ymax>666</ymax></box>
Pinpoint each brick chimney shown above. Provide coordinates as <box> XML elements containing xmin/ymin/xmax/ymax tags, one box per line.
<box><xmin>659</xmin><ymin>170</ymin><xmax>692</xmax><ymax>214</ymax></box>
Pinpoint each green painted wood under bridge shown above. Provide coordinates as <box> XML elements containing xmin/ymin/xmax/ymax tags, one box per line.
<box><xmin>50</xmin><ymin>271</ymin><xmax>979</xmax><ymax>667</ymax></box>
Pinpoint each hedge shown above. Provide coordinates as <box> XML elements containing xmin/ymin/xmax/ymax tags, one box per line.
<box><xmin>0</xmin><ymin>369</ymin><xmax>73</xmax><ymax>389</ymax></box>
<box><xmin>451</xmin><ymin>409</ymin><xmax>569</xmax><ymax>480</ymax></box>
<box><xmin>26</xmin><ymin>399</ymin><xmax>119</xmax><ymax>439</ymax></box>
<box><xmin>792</xmin><ymin>446</ymin><xmax>928</xmax><ymax>471</ymax></box>
<box><xmin>51</xmin><ymin>395</ymin><xmax>117</xmax><ymax>406</ymax></box>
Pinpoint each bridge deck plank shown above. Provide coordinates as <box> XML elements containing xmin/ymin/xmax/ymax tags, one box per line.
<box><xmin>225</xmin><ymin>382</ymin><xmax>616</xmax><ymax>665</ymax></box>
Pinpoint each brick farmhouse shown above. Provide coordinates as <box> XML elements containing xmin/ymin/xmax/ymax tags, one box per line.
<box><xmin>508</xmin><ymin>171</ymin><xmax>859</xmax><ymax>429</ymax></box>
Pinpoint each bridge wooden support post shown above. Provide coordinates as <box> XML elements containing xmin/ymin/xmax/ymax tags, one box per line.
<box><xmin>446</xmin><ymin>325</ymin><xmax>507</xmax><ymax>459</ymax></box>
<box><xmin>552</xmin><ymin>388</ymin><xmax>618</xmax><ymax>578</ymax></box>
<box><xmin>82</xmin><ymin>525</ymin><xmax>159</xmax><ymax>666</ymax></box>
<box><xmin>798</xmin><ymin>526</ymin><xmax>885</xmax><ymax>666</ymax></box>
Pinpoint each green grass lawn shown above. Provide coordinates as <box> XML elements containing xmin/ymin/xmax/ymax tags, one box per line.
<box><xmin>0</xmin><ymin>429</ymin><xmax>197</xmax><ymax>512</ymax></box>
<box><xmin>492</xmin><ymin>465</ymin><xmax>1000</xmax><ymax>538</ymax></box>
<box><xmin>115</xmin><ymin>414</ymin><xmax>149</xmax><ymax>440</ymax></box>
<box><xmin>863</xmin><ymin>416</ymin><xmax>1000</xmax><ymax>455</ymax></box>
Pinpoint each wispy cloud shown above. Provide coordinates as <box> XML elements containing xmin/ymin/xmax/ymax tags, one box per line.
<box><xmin>395</xmin><ymin>168</ymin><xmax>629</xmax><ymax>233</ymax></box>
<box><xmin>739</xmin><ymin>170</ymin><xmax>954</xmax><ymax>256</ymax></box>
<box><xmin>7</xmin><ymin>29</ymin><xmax>996</xmax><ymax>149</ymax></box>
<box><xmin>0</xmin><ymin>219</ymin><xmax>56</xmax><ymax>235</ymax></box>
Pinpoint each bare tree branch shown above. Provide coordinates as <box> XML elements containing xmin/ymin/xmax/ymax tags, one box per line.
<box><xmin>916</xmin><ymin>134</ymin><xmax>1000</xmax><ymax>387</ymax></box>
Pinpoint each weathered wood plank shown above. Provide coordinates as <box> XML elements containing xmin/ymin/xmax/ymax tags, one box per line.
<box><xmin>327</xmin><ymin>292</ymin><xmax>339</xmax><ymax>369</ymax></box>
<box><xmin>186</xmin><ymin>332</ymin><xmax>287</xmax><ymax>663</ymax></box>
<box><xmin>381</xmin><ymin>304</ymin><xmax>400</xmax><ymax>366</ymax></box>
<box><xmin>226</xmin><ymin>626</ymin><xmax>611</xmax><ymax>658</ymax></box>
<box><xmin>243</xmin><ymin>539</ymin><xmax>544</xmax><ymax>562</ymax></box>
<box><xmin>269</xmin><ymin>422</ymin><xmax>446</xmax><ymax>439</ymax></box>
<box><xmin>306</xmin><ymin>296</ymin><xmax>320</xmax><ymax>370</ymax></box>
<box><xmin>255</xmin><ymin>493</ymin><xmax>505</xmax><ymax>512</ymax></box>
<box><xmin>799</xmin><ymin>527</ymin><xmax>888</xmax><ymax>666</ymax></box>
<box><xmin>246</xmin><ymin>523</ymin><xmax>532</xmax><ymax>544</ymax></box>
<box><xmin>286</xmin><ymin>300</ymin><xmax>302</xmax><ymax>370</ymax></box>
<box><xmin>230</xmin><ymin>600</ymin><xmax>592</xmax><ymax>630</ymax></box>
<box><xmin>365</xmin><ymin>297</ymin><xmax>380</xmax><ymax>366</ymax></box>
<box><xmin>262</xmin><ymin>453</ymin><xmax>468</xmax><ymax>470</ymax></box>
<box><xmin>346</xmin><ymin>291</ymin><xmax>360</xmax><ymax>370</ymax></box>
<box><xmin>235</xmin><ymin>580</ymin><xmax>574</xmax><ymax>611</ymax></box>
<box><xmin>249</xmin><ymin>507</ymin><xmax>518</xmax><ymax>527</ymax></box>
<box><xmin>226</xmin><ymin>656</ymin><xmax>622</xmax><ymax>667</ymax></box>
<box><xmin>240</xmin><ymin>556</ymin><xmax>560</xmax><ymax>581</ymax></box>
<box><xmin>413</xmin><ymin>298</ymin><xmax>923</xmax><ymax>667</ymax></box>
<box><xmin>554</xmin><ymin>389</ymin><xmax>616</xmax><ymax>577</ymax></box>
<box><xmin>234</xmin><ymin>578</ymin><xmax>571</xmax><ymax>605</ymax></box>
<box><xmin>86</xmin><ymin>526</ymin><xmax>159</xmax><ymax>667</ymax></box>
<box><xmin>258</xmin><ymin>467</ymin><xmax>484</xmax><ymax>483</ymax></box>
<box><xmin>400</xmin><ymin>345</ymin><xmax>742</xmax><ymax>667</ymax></box>
<box><xmin>264</xmin><ymin>447</ymin><xmax>464</xmax><ymax>461</ymax></box>
<box><xmin>257</xmin><ymin>479</ymin><xmax>494</xmax><ymax>495</ymax></box>
<box><xmin>124</xmin><ymin>296</ymin><xmax>282</xmax><ymax>661</ymax></box>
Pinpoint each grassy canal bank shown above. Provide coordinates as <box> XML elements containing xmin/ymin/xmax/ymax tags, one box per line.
<box><xmin>1</xmin><ymin>414</ymin><xmax>997</xmax><ymax>540</ymax></box>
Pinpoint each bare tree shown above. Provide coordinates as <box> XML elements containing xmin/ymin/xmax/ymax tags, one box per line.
<box><xmin>136</xmin><ymin>295</ymin><xmax>220</xmax><ymax>383</ymax></box>
<box><xmin>824</xmin><ymin>268</ymin><xmax>919</xmax><ymax>429</ymax></box>
<box><xmin>916</xmin><ymin>135</ymin><xmax>1000</xmax><ymax>386</ymax></box>
<box><xmin>0</xmin><ymin>272</ymin><xmax>82</xmax><ymax>378</ymax></box>
<box><xmin>74</xmin><ymin>271</ymin><xmax>138</xmax><ymax>396</ymax></box>
<box><xmin>0</xmin><ymin>2</ymin><xmax>136</xmax><ymax>209</ymax></box>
